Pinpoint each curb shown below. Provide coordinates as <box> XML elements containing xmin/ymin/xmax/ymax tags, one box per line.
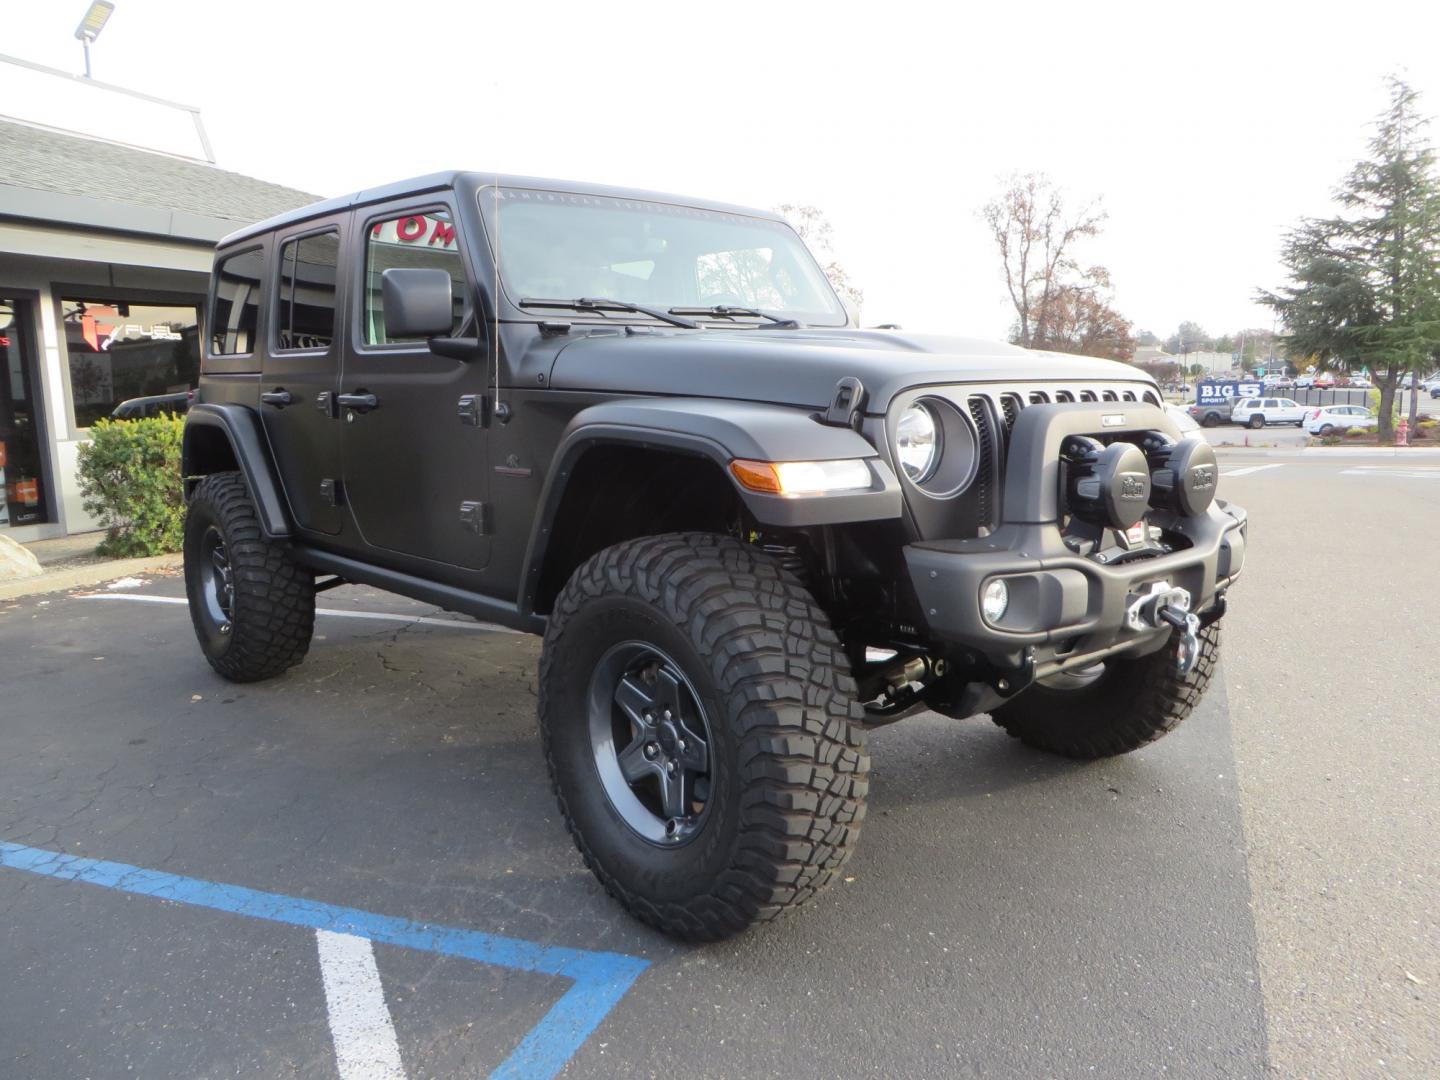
<box><xmin>0</xmin><ymin>552</ymin><xmax>183</xmax><ymax>602</ymax></box>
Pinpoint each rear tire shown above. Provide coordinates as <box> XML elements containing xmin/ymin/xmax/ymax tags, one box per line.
<box><xmin>1249</xmin><ymin>415</ymin><xmax>1265</xmax><ymax>429</ymax></box>
<box><xmin>990</xmin><ymin>623</ymin><xmax>1220</xmax><ymax>759</ymax></box>
<box><xmin>1319</xmin><ymin>424</ymin><xmax>1334</xmax><ymax>435</ymax></box>
<box><xmin>1202</xmin><ymin>414</ymin><xmax>1220</xmax><ymax>428</ymax></box>
<box><xmin>184</xmin><ymin>472</ymin><xmax>315</xmax><ymax>683</ymax></box>
<box><xmin>539</xmin><ymin>533</ymin><xmax>869</xmax><ymax>940</ymax></box>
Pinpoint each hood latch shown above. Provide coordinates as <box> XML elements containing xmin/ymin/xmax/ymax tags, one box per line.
<box><xmin>821</xmin><ymin>376</ymin><xmax>866</xmax><ymax>430</ymax></box>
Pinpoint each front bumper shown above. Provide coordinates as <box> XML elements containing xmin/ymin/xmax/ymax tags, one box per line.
<box><xmin>901</xmin><ymin>401</ymin><xmax>1246</xmax><ymax>681</ymax></box>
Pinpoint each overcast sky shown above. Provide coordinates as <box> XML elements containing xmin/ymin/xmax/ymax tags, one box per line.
<box><xmin>6</xmin><ymin>0</ymin><xmax>1440</xmax><ymax>341</ymax></box>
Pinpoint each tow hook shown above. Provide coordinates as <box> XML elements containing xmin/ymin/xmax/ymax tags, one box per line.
<box><xmin>1159</xmin><ymin>605</ymin><xmax>1203</xmax><ymax>675</ymax></box>
<box><xmin>1125</xmin><ymin>581</ymin><xmax>1202</xmax><ymax>674</ymax></box>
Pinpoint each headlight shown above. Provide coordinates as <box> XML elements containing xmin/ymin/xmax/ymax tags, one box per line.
<box><xmin>895</xmin><ymin>403</ymin><xmax>940</xmax><ymax>483</ymax></box>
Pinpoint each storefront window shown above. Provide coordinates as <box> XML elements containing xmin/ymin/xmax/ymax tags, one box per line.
<box><xmin>1</xmin><ymin>300</ymin><xmax>49</xmax><ymax>528</ymax></box>
<box><xmin>62</xmin><ymin>297</ymin><xmax>201</xmax><ymax>428</ymax></box>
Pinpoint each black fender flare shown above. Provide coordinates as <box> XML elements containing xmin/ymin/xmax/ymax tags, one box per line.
<box><xmin>182</xmin><ymin>403</ymin><xmax>292</xmax><ymax>539</ymax></box>
<box><xmin>517</xmin><ymin>398</ymin><xmax>902</xmax><ymax>616</ymax></box>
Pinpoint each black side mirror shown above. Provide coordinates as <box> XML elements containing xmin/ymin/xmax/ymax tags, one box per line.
<box><xmin>380</xmin><ymin>267</ymin><xmax>454</xmax><ymax>339</ymax></box>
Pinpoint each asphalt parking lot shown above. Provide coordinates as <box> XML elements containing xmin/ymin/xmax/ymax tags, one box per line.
<box><xmin>2</xmin><ymin>448</ymin><xmax>1436</xmax><ymax>1079</ymax></box>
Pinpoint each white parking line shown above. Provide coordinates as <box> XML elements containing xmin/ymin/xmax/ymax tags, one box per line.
<box><xmin>1339</xmin><ymin>468</ymin><xmax>1440</xmax><ymax>480</ymax></box>
<box><xmin>315</xmin><ymin>930</ymin><xmax>406</xmax><ymax>1080</ymax></box>
<box><xmin>74</xmin><ymin>593</ymin><xmax>517</xmax><ymax>633</ymax></box>
<box><xmin>1221</xmin><ymin>464</ymin><xmax>1287</xmax><ymax>477</ymax></box>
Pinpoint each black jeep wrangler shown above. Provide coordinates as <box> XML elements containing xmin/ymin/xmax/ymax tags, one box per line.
<box><xmin>182</xmin><ymin>172</ymin><xmax>1246</xmax><ymax>940</ymax></box>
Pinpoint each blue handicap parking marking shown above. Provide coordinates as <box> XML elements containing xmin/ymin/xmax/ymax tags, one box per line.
<box><xmin>0</xmin><ymin>841</ymin><xmax>649</xmax><ymax>1080</ymax></box>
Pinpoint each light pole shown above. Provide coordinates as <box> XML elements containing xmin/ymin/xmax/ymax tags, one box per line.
<box><xmin>74</xmin><ymin>2</ymin><xmax>115</xmax><ymax>80</ymax></box>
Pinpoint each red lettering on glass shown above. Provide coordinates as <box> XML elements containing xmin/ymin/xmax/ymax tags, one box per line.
<box><xmin>396</xmin><ymin>216</ymin><xmax>426</xmax><ymax>242</ymax></box>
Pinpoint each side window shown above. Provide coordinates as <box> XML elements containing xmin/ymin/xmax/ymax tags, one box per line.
<box><xmin>210</xmin><ymin>248</ymin><xmax>263</xmax><ymax>355</ymax></box>
<box><xmin>276</xmin><ymin>231</ymin><xmax>340</xmax><ymax>351</ymax></box>
<box><xmin>1264</xmin><ymin>398</ymin><xmax>1278</xmax><ymax>408</ymax></box>
<box><xmin>362</xmin><ymin>209</ymin><xmax>467</xmax><ymax>345</ymax></box>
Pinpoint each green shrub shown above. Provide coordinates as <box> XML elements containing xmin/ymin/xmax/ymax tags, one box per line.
<box><xmin>76</xmin><ymin>417</ymin><xmax>186</xmax><ymax>557</ymax></box>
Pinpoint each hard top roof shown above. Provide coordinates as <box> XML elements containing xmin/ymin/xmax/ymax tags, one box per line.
<box><xmin>218</xmin><ymin>171</ymin><xmax>785</xmax><ymax>248</ymax></box>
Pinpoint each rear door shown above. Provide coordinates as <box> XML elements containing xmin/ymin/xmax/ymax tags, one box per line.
<box><xmin>258</xmin><ymin>220</ymin><xmax>346</xmax><ymax>536</ymax></box>
<box><xmin>337</xmin><ymin>198</ymin><xmax>491</xmax><ymax>571</ymax></box>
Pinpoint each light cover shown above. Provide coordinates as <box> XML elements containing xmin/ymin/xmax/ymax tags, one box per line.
<box><xmin>75</xmin><ymin>1</ymin><xmax>115</xmax><ymax>41</ymax></box>
<box><xmin>981</xmin><ymin>578</ymin><xmax>1010</xmax><ymax>623</ymax></box>
<box><xmin>730</xmin><ymin>458</ymin><xmax>872</xmax><ymax>496</ymax></box>
<box><xmin>895</xmin><ymin>404</ymin><xmax>940</xmax><ymax>482</ymax></box>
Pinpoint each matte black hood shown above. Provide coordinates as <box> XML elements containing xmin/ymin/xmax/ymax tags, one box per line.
<box><xmin>547</xmin><ymin>329</ymin><xmax>1157</xmax><ymax>413</ymax></box>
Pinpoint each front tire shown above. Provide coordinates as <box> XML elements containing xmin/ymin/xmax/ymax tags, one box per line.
<box><xmin>990</xmin><ymin>622</ymin><xmax>1220</xmax><ymax>759</ymax></box>
<box><xmin>184</xmin><ymin>472</ymin><xmax>315</xmax><ymax>682</ymax></box>
<box><xmin>539</xmin><ymin>533</ymin><xmax>869</xmax><ymax>940</ymax></box>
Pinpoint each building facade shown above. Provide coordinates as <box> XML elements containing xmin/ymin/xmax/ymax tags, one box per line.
<box><xmin>0</xmin><ymin>114</ymin><xmax>314</xmax><ymax>541</ymax></box>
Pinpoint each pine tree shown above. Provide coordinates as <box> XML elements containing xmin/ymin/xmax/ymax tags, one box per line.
<box><xmin>1261</xmin><ymin>78</ymin><xmax>1440</xmax><ymax>441</ymax></box>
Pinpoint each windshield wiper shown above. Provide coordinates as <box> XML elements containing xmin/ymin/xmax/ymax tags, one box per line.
<box><xmin>669</xmin><ymin>305</ymin><xmax>805</xmax><ymax>329</ymax></box>
<box><xmin>519</xmin><ymin>297</ymin><xmax>699</xmax><ymax>329</ymax></box>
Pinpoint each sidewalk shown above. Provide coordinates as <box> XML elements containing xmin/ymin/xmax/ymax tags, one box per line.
<box><xmin>24</xmin><ymin>532</ymin><xmax>108</xmax><ymax>568</ymax></box>
<box><xmin>1</xmin><ymin>532</ymin><xmax>182</xmax><ymax>602</ymax></box>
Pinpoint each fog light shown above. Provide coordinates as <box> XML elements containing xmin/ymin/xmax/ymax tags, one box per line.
<box><xmin>981</xmin><ymin>579</ymin><xmax>1009</xmax><ymax>623</ymax></box>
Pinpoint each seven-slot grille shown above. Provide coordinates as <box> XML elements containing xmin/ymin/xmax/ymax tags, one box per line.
<box><xmin>959</xmin><ymin>383</ymin><xmax>1161</xmax><ymax>531</ymax></box>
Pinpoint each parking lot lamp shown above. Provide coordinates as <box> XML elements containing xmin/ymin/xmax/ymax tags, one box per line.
<box><xmin>74</xmin><ymin>2</ymin><xmax>115</xmax><ymax>79</ymax></box>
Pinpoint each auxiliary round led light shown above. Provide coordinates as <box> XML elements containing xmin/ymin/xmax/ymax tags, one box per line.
<box><xmin>895</xmin><ymin>403</ymin><xmax>940</xmax><ymax>483</ymax></box>
<box><xmin>981</xmin><ymin>578</ymin><xmax>1010</xmax><ymax>623</ymax></box>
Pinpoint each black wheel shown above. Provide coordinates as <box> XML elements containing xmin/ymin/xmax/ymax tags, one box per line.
<box><xmin>184</xmin><ymin>472</ymin><xmax>315</xmax><ymax>682</ymax></box>
<box><xmin>1249</xmin><ymin>414</ymin><xmax>1265</xmax><ymax>429</ymax></box>
<box><xmin>1202</xmin><ymin>414</ymin><xmax>1220</xmax><ymax>428</ymax></box>
<box><xmin>990</xmin><ymin>623</ymin><xmax>1220</xmax><ymax>759</ymax></box>
<box><xmin>539</xmin><ymin>532</ymin><xmax>869</xmax><ymax>940</ymax></box>
<box><xmin>1319</xmin><ymin>424</ymin><xmax>1334</xmax><ymax>435</ymax></box>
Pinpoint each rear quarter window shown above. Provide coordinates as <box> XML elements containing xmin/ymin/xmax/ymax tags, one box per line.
<box><xmin>209</xmin><ymin>248</ymin><xmax>264</xmax><ymax>357</ymax></box>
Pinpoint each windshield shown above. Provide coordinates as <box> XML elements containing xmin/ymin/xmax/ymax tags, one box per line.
<box><xmin>481</xmin><ymin>188</ymin><xmax>847</xmax><ymax>326</ymax></box>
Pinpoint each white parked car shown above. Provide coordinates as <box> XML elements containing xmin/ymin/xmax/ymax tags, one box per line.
<box><xmin>1347</xmin><ymin>375</ymin><xmax>1372</xmax><ymax>388</ymax></box>
<box><xmin>1231</xmin><ymin>397</ymin><xmax>1307</xmax><ymax>428</ymax></box>
<box><xmin>1294</xmin><ymin>375</ymin><xmax>1314</xmax><ymax>388</ymax></box>
<box><xmin>1304</xmin><ymin>405</ymin><xmax>1378</xmax><ymax>435</ymax></box>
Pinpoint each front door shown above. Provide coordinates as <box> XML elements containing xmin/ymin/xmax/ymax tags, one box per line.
<box><xmin>257</xmin><ymin>223</ymin><xmax>346</xmax><ymax>535</ymax></box>
<box><xmin>338</xmin><ymin>200</ymin><xmax>491</xmax><ymax>571</ymax></box>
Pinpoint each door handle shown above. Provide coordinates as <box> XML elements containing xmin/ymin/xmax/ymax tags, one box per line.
<box><xmin>336</xmin><ymin>391</ymin><xmax>379</xmax><ymax>413</ymax></box>
<box><xmin>260</xmin><ymin>389</ymin><xmax>293</xmax><ymax>407</ymax></box>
